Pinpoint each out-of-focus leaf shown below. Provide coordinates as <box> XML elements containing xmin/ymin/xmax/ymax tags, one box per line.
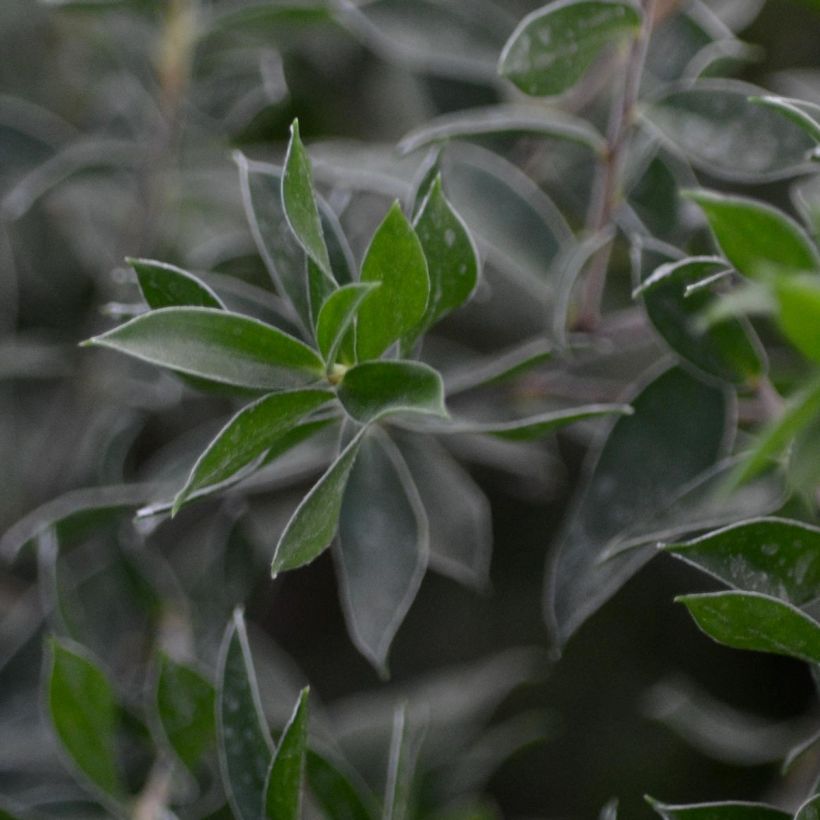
<box><xmin>404</xmin><ymin>175</ymin><xmax>479</xmax><ymax>347</ymax></box>
<box><xmin>282</xmin><ymin>120</ymin><xmax>332</xmax><ymax>280</ymax></box>
<box><xmin>398</xmin><ymin>104</ymin><xmax>606</xmax><ymax>155</ymax></box>
<box><xmin>336</xmin><ymin>433</ymin><xmax>428</xmax><ymax>674</ymax></box>
<box><xmin>684</xmin><ymin>189</ymin><xmax>820</xmax><ymax>278</ymax></box>
<box><xmin>383</xmin><ymin>703</ymin><xmax>424</xmax><ymax>820</ymax></box>
<box><xmin>316</xmin><ymin>283</ymin><xmax>378</xmax><ymax>367</ymax></box>
<box><xmin>677</xmin><ymin>591</ymin><xmax>820</xmax><ymax>663</ymax></box>
<box><xmin>217</xmin><ymin>610</ymin><xmax>273</xmax><ymax>820</ymax></box>
<box><xmin>264</xmin><ymin>687</ymin><xmax>309</xmax><ymax>820</ymax></box>
<box><xmin>155</xmin><ymin>654</ymin><xmax>216</xmax><ymax>773</ymax></box>
<box><xmin>666</xmin><ymin>518</ymin><xmax>820</xmax><ymax>604</ymax></box>
<box><xmin>547</xmin><ymin>367</ymin><xmax>730</xmax><ymax>646</ymax></box>
<box><xmin>86</xmin><ymin>308</ymin><xmax>324</xmax><ymax>390</ymax></box>
<box><xmin>795</xmin><ymin>795</ymin><xmax>820</xmax><ymax>820</ymax></box>
<box><xmin>173</xmin><ymin>389</ymin><xmax>335</xmax><ymax>513</ymax></box>
<box><xmin>272</xmin><ymin>428</ymin><xmax>367</xmax><ymax>575</ymax></box>
<box><xmin>129</xmin><ymin>258</ymin><xmax>224</xmax><ymax>310</ymax></box>
<box><xmin>774</xmin><ymin>274</ymin><xmax>820</xmax><ymax>362</ymax></box>
<box><xmin>646</xmin><ymin>797</ymin><xmax>789</xmax><ymax>819</ymax></box>
<box><xmin>356</xmin><ymin>202</ymin><xmax>429</xmax><ymax>361</ymax></box>
<box><xmin>751</xmin><ymin>96</ymin><xmax>820</xmax><ymax>143</ymax></box>
<box><xmin>397</xmin><ymin>435</ymin><xmax>492</xmax><ymax>590</ymax></box>
<box><xmin>600</xmin><ymin>799</ymin><xmax>619</xmax><ymax>820</ymax></box>
<box><xmin>788</xmin><ymin>414</ymin><xmax>820</xmax><ymax>500</ymax></box>
<box><xmin>47</xmin><ymin>638</ymin><xmax>123</xmax><ymax>798</ymax></box>
<box><xmin>499</xmin><ymin>0</ymin><xmax>642</xmax><ymax>97</ymax></box>
<box><xmin>635</xmin><ymin>255</ymin><xmax>765</xmax><ymax>384</ymax></box>
<box><xmin>337</xmin><ymin>361</ymin><xmax>447</xmax><ymax>424</ymax></box>
<box><xmin>306</xmin><ymin>751</ymin><xmax>377</xmax><ymax>820</ymax></box>
<box><xmin>644</xmin><ymin>80</ymin><xmax>816</xmax><ymax>181</ymax></box>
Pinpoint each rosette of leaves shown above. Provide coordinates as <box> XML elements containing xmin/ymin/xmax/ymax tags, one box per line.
<box><xmin>80</xmin><ymin>120</ymin><xmax>630</xmax><ymax>673</ymax></box>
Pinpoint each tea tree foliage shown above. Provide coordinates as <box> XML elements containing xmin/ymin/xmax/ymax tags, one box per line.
<box><xmin>2</xmin><ymin>0</ymin><xmax>820</xmax><ymax>817</ymax></box>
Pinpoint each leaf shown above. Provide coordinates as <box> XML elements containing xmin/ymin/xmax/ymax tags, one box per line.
<box><xmin>86</xmin><ymin>308</ymin><xmax>324</xmax><ymax>390</ymax></box>
<box><xmin>498</xmin><ymin>0</ymin><xmax>642</xmax><ymax>97</ymax></box>
<box><xmin>264</xmin><ymin>687</ymin><xmax>309</xmax><ymax>820</ymax></box>
<box><xmin>217</xmin><ymin>609</ymin><xmax>274</xmax><ymax>820</ymax></box>
<box><xmin>282</xmin><ymin>119</ymin><xmax>332</xmax><ymax>280</ymax></box>
<box><xmin>404</xmin><ymin>175</ymin><xmax>479</xmax><ymax>347</ymax></box>
<box><xmin>795</xmin><ymin>794</ymin><xmax>820</xmax><ymax>820</ymax></box>
<box><xmin>382</xmin><ymin>704</ymin><xmax>424</xmax><ymax>820</ymax></box>
<box><xmin>397</xmin><ymin>104</ymin><xmax>606</xmax><ymax>155</ymax></box>
<box><xmin>644</xmin><ymin>80</ymin><xmax>817</xmax><ymax>182</ymax></box>
<box><xmin>129</xmin><ymin>258</ymin><xmax>224</xmax><ymax>310</ymax></box>
<box><xmin>337</xmin><ymin>361</ymin><xmax>447</xmax><ymax>424</ymax></box>
<box><xmin>271</xmin><ymin>427</ymin><xmax>367</xmax><ymax>575</ymax></box>
<box><xmin>775</xmin><ymin>273</ymin><xmax>820</xmax><ymax>362</ymax></box>
<box><xmin>546</xmin><ymin>367</ymin><xmax>731</xmax><ymax>646</ymax></box>
<box><xmin>635</xmin><ymin>256</ymin><xmax>765</xmax><ymax>384</ymax></box>
<box><xmin>677</xmin><ymin>591</ymin><xmax>820</xmax><ymax>664</ymax></box>
<box><xmin>306</xmin><ymin>751</ymin><xmax>377</xmax><ymax>820</ymax></box>
<box><xmin>47</xmin><ymin>638</ymin><xmax>123</xmax><ymax>798</ymax></box>
<box><xmin>356</xmin><ymin>202</ymin><xmax>429</xmax><ymax>361</ymax></box>
<box><xmin>335</xmin><ymin>432</ymin><xmax>428</xmax><ymax>674</ymax></box>
<box><xmin>600</xmin><ymin>799</ymin><xmax>619</xmax><ymax>820</ymax></box>
<box><xmin>315</xmin><ymin>283</ymin><xmax>378</xmax><ymax>367</ymax></box>
<box><xmin>666</xmin><ymin>518</ymin><xmax>820</xmax><ymax>605</ymax></box>
<box><xmin>155</xmin><ymin>654</ymin><xmax>216</xmax><ymax>773</ymax></box>
<box><xmin>173</xmin><ymin>389</ymin><xmax>335</xmax><ymax>513</ymax></box>
<box><xmin>397</xmin><ymin>435</ymin><xmax>492</xmax><ymax>590</ymax></box>
<box><xmin>751</xmin><ymin>96</ymin><xmax>820</xmax><ymax>144</ymax></box>
<box><xmin>646</xmin><ymin>797</ymin><xmax>790</xmax><ymax>819</ymax></box>
<box><xmin>684</xmin><ymin>189</ymin><xmax>820</xmax><ymax>279</ymax></box>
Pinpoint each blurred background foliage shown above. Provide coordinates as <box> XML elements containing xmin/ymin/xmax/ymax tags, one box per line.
<box><xmin>3</xmin><ymin>0</ymin><xmax>820</xmax><ymax>817</ymax></box>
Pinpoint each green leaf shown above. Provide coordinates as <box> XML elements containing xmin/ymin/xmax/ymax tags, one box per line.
<box><xmin>356</xmin><ymin>202</ymin><xmax>429</xmax><ymax>361</ymax></box>
<box><xmin>86</xmin><ymin>308</ymin><xmax>324</xmax><ymax>390</ymax></box>
<box><xmin>282</xmin><ymin>119</ymin><xmax>332</xmax><ymax>280</ymax></box>
<box><xmin>336</xmin><ymin>432</ymin><xmax>428</xmax><ymax>674</ymax></box>
<box><xmin>315</xmin><ymin>283</ymin><xmax>378</xmax><ymax>367</ymax></box>
<box><xmin>129</xmin><ymin>258</ymin><xmax>224</xmax><ymax>310</ymax></box>
<box><xmin>677</xmin><ymin>591</ymin><xmax>820</xmax><ymax>664</ymax></box>
<box><xmin>600</xmin><ymin>799</ymin><xmax>618</xmax><ymax>820</ymax></box>
<box><xmin>383</xmin><ymin>703</ymin><xmax>424</xmax><ymax>820</ymax></box>
<box><xmin>775</xmin><ymin>274</ymin><xmax>820</xmax><ymax>362</ymax></box>
<box><xmin>271</xmin><ymin>428</ymin><xmax>367</xmax><ymax>575</ymax></box>
<box><xmin>499</xmin><ymin>0</ymin><xmax>642</xmax><ymax>97</ymax></box>
<box><xmin>404</xmin><ymin>175</ymin><xmax>479</xmax><ymax>347</ymax></box>
<box><xmin>217</xmin><ymin>609</ymin><xmax>274</xmax><ymax>820</ymax></box>
<box><xmin>547</xmin><ymin>367</ymin><xmax>731</xmax><ymax>645</ymax></box>
<box><xmin>794</xmin><ymin>794</ymin><xmax>820</xmax><ymax>820</ymax></box>
<box><xmin>173</xmin><ymin>389</ymin><xmax>335</xmax><ymax>513</ymax></box>
<box><xmin>398</xmin><ymin>104</ymin><xmax>606</xmax><ymax>155</ymax></box>
<box><xmin>337</xmin><ymin>361</ymin><xmax>447</xmax><ymax>424</ymax></box>
<box><xmin>306</xmin><ymin>751</ymin><xmax>377</xmax><ymax>820</ymax></box>
<box><xmin>751</xmin><ymin>96</ymin><xmax>820</xmax><ymax>143</ymax></box>
<box><xmin>666</xmin><ymin>518</ymin><xmax>820</xmax><ymax>605</ymax></box>
<box><xmin>635</xmin><ymin>256</ymin><xmax>765</xmax><ymax>384</ymax></box>
<box><xmin>264</xmin><ymin>687</ymin><xmax>309</xmax><ymax>820</ymax></box>
<box><xmin>645</xmin><ymin>80</ymin><xmax>817</xmax><ymax>182</ymax></box>
<box><xmin>646</xmin><ymin>797</ymin><xmax>790</xmax><ymax>819</ymax></box>
<box><xmin>47</xmin><ymin>638</ymin><xmax>123</xmax><ymax>798</ymax></box>
<box><xmin>155</xmin><ymin>654</ymin><xmax>216</xmax><ymax>773</ymax></box>
<box><xmin>684</xmin><ymin>189</ymin><xmax>820</xmax><ymax>278</ymax></box>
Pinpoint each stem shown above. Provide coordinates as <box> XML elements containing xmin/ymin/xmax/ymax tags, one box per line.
<box><xmin>574</xmin><ymin>0</ymin><xmax>656</xmax><ymax>331</ymax></box>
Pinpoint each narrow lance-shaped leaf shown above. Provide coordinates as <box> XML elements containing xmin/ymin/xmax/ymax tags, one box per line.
<box><xmin>403</xmin><ymin>175</ymin><xmax>478</xmax><ymax>350</ymax></box>
<box><xmin>678</xmin><ymin>591</ymin><xmax>820</xmax><ymax>664</ymax></box>
<box><xmin>315</xmin><ymin>282</ymin><xmax>378</xmax><ymax>367</ymax></box>
<box><xmin>306</xmin><ymin>751</ymin><xmax>377</xmax><ymax>820</ymax></box>
<box><xmin>85</xmin><ymin>308</ymin><xmax>325</xmax><ymax>390</ymax></box>
<box><xmin>173</xmin><ymin>389</ymin><xmax>335</xmax><ymax>514</ymax></box>
<box><xmin>265</xmin><ymin>687</ymin><xmax>309</xmax><ymax>820</ymax></box>
<box><xmin>272</xmin><ymin>427</ymin><xmax>368</xmax><ymax>575</ymax></box>
<box><xmin>499</xmin><ymin>0</ymin><xmax>642</xmax><ymax>97</ymax></box>
<box><xmin>356</xmin><ymin>203</ymin><xmax>429</xmax><ymax>361</ymax></box>
<box><xmin>47</xmin><ymin>638</ymin><xmax>124</xmax><ymax>798</ymax></box>
<box><xmin>129</xmin><ymin>257</ymin><xmax>224</xmax><ymax>310</ymax></box>
<box><xmin>684</xmin><ymin>189</ymin><xmax>820</xmax><ymax>278</ymax></box>
<box><xmin>383</xmin><ymin>704</ymin><xmax>424</xmax><ymax>820</ymax></box>
<box><xmin>282</xmin><ymin>119</ymin><xmax>333</xmax><ymax>280</ymax></box>
<box><xmin>337</xmin><ymin>361</ymin><xmax>447</xmax><ymax>425</ymax></box>
<box><xmin>217</xmin><ymin>609</ymin><xmax>274</xmax><ymax>820</ymax></box>
<box><xmin>155</xmin><ymin>654</ymin><xmax>216</xmax><ymax>773</ymax></box>
<box><xmin>335</xmin><ymin>433</ymin><xmax>428</xmax><ymax>674</ymax></box>
<box><xmin>666</xmin><ymin>518</ymin><xmax>820</xmax><ymax>605</ymax></box>
<box><xmin>646</xmin><ymin>796</ymin><xmax>790</xmax><ymax>819</ymax></box>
